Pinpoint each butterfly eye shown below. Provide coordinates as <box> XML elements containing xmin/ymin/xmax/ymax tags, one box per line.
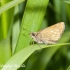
<box><xmin>32</xmin><ymin>33</ymin><xmax>35</xmax><ymax>36</ymax></box>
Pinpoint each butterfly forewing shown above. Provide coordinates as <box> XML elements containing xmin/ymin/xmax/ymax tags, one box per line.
<box><xmin>35</xmin><ymin>22</ymin><xmax>65</xmax><ymax>44</ymax></box>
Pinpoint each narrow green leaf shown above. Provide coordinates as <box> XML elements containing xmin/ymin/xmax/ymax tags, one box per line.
<box><xmin>0</xmin><ymin>38</ymin><xmax>11</xmax><ymax>69</ymax></box>
<box><xmin>0</xmin><ymin>0</ymin><xmax>25</xmax><ymax>14</ymax></box>
<box><xmin>64</xmin><ymin>1</ymin><xmax>70</xmax><ymax>4</ymax></box>
<box><xmin>14</xmin><ymin>0</ymin><xmax>49</xmax><ymax>53</ymax></box>
<box><xmin>1</xmin><ymin>43</ymin><xmax>70</xmax><ymax>70</ymax></box>
<box><xmin>25</xmin><ymin>31</ymin><xmax>70</xmax><ymax>70</ymax></box>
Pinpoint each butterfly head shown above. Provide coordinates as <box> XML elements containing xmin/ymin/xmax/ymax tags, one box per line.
<box><xmin>30</xmin><ymin>32</ymin><xmax>38</xmax><ymax>42</ymax></box>
<box><xmin>30</xmin><ymin>32</ymin><xmax>36</xmax><ymax>37</ymax></box>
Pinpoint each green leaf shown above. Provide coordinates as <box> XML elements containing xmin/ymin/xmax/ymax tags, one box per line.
<box><xmin>0</xmin><ymin>0</ymin><xmax>25</xmax><ymax>14</ymax></box>
<box><xmin>14</xmin><ymin>0</ymin><xmax>49</xmax><ymax>53</ymax></box>
<box><xmin>1</xmin><ymin>43</ymin><xmax>70</xmax><ymax>70</ymax></box>
<box><xmin>64</xmin><ymin>1</ymin><xmax>70</xmax><ymax>4</ymax></box>
<box><xmin>0</xmin><ymin>38</ymin><xmax>11</xmax><ymax>69</ymax></box>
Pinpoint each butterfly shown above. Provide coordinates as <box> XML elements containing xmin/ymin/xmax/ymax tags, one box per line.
<box><xmin>30</xmin><ymin>22</ymin><xmax>65</xmax><ymax>44</ymax></box>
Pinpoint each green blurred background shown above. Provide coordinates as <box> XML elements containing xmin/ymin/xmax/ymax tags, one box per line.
<box><xmin>0</xmin><ymin>0</ymin><xmax>70</xmax><ymax>70</ymax></box>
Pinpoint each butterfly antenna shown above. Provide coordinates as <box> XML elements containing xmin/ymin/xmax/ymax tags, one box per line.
<box><xmin>23</xmin><ymin>28</ymin><xmax>31</xmax><ymax>33</ymax></box>
<box><xmin>23</xmin><ymin>34</ymin><xmax>30</xmax><ymax>39</ymax></box>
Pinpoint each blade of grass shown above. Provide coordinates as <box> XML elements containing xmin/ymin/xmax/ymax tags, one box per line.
<box><xmin>0</xmin><ymin>38</ymin><xmax>11</xmax><ymax>69</ymax></box>
<box><xmin>25</xmin><ymin>31</ymin><xmax>70</xmax><ymax>70</ymax></box>
<box><xmin>1</xmin><ymin>8</ymin><xmax>14</xmax><ymax>39</ymax></box>
<box><xmin>12</xmin><ymin>6</ymin><xmax>20</xmax><ymax>54</ymax></box>
<box><xmin>0</xmin><ymin>0</ymin><xmax>14</xmax><ymax>69</ymax></box>
<box><xmin>64</xmin><ymin>1</ymin><xmax>70</xmax><ymax>4</ymax></box>
<box><xmin>1</xmin><ymin>43</ymin><xmax>70</xmax><ymax>70</ymax></box>
<box><xmin>54</xmin><ymin>0</ymin><xmax>61</xmax><ymax>21</ymax></box>
<box><xmin>0</xmin><ymin>1</ymin><xmax>14</xmax><ymax>68</ymax></box>
<box><xmin>65</xmin><ymin>1</ymin><xmax>70</xmax><ymax>23</ymax></box>
<box><xmin>0</xmin><ymin>0</ymin><xmax>25</xmax><ymax>14</ymax></box>
<box><xmin>14</xmin><ymin>0</ymin><xmax>49</xmax><ymax>53</ymax></box>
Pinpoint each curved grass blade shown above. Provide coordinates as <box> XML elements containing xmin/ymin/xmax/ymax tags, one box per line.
<box><xmin>1</xmin><ymin>43</ymin><xmax>70</xmax><ymax>70</ymax></box>
<box><xmin>0</xmin><ymin>0</ymin><xmax>25</xmax><ymax>14</ymax></box>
